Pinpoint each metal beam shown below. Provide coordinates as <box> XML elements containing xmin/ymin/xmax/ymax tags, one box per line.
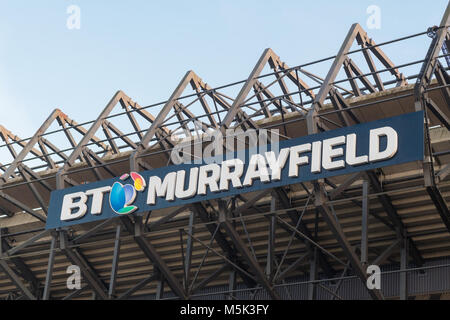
<box><xmin>312</xmin><ymin>24</ymin><xmax>364</xmax><ymax>109</ymax></box>
<box><xmin>314</xmin><ymin>182</ymin><xmax>384</xmax><ymax>300</ymax></box>
<box><xmin>56</xmin><ymin>91</ymin><xmax>125</xmax><ymax>188</ymax></box>
<box><xmin>426</xmin><ymin>98</ymin><xmax>450</xmax><ymax>130</ymax></box>
<box><xmin>62</xmin><ymin>285</ymin><xmax>89</xmax><ymax>300</ymax></box>
<box><xmin>192</xmin><ymin>264</ymin><xmax>229</xmax><ymax>293</ymax></box>
<box><xmin>220</xmin><ymin>48</ymin><xmax>310</xmax><ymax>130</ymax></box>
<box><xmin>274</xmin><ymin>187</ymin><xmax>335</xmax><ymax>278</ymax></box>
<box><xmin>437</xmin><ymin>163</ymin><xmax>450</xmax><ymax>182</ymax></box>
<box><xmin>18</xmin><ymin>167</ymin><xmax>49</xmax><ymax>215</ymax></box>
<box><xmin>366</xmin><ymin>171</ymin><xmax>424</xmax><ymax>266</ymax></box>
<box><xmin>329</xmin><ymin>172</ymin><xmax>363</xmax><ymax>200</ymax></box>
<box><xmin>6</xmin><ymin>229</ymin><xmax>50</xmax><ymax>257</ymax></box>
<box><xmin>218</xmin><ymin>200</ymin><xmax>280</xmax><ymax>300</ymax></box>
<box><xmin>228</xmin><ymin>269</ymin><xmax>237</xmax><ymax>300</ymax></box>
<box><xmin>220</xmin><ymin>48</ymin><xmax>276</xmax><ymax>130</ymax></box>
<box><xmin>108</xmin><ymin>224</ymin><xmax>121</xmax><ymax>299</ymax></box>
<box><xmin>414</xmin><ymin>3</ymin><xmax>450</xmax><ymax>193</ymax></box>
<box><xmin>426</xmin><ymin>186</ymin><xmax>450</xmax><ymax>234</ymax></box>
<box><xmin>60</xmin><ymin>232</ymin><xmax>108</xmax><ymax>300</ymax></box>
<box><xmin>434</xmin><ymin>60</ymin><xmax>450</xmax><ymax>106</ymax></box>
<box><xmin>184</xmin><ymin>211</ymin><xmax>194</xmax><ymax>292</ymax></box>
<box><xmin>191</xmin><ymin>202</ymin><xmax>257</xmax><ymax>289</ymax></box>
<box><xmin>361</xmin><ymin>180</ymin><xmax>369</xmax><ymax>266</ymax></box>
<box><xmin>0</xmin><ymin>191</ymin><xmax>46</xmax><ymax>222</ymax></box>
<box><xmin>415</xmin><ymin>4</ymin><xmax>450</xmax><ymax>100</ymax></box>
<box><xmin>1</xmin><ymin>109</ymin><xmax>64</xmax><ymax>182</ymax></box>
<box><xmin>156</xmin><ymin>275</ymin><xmax>165</xmax><ymax>300</ymax></box>
<box><xmin>276</xmin><ymin>253</ymin><xmax>309</xmax><ymax>282</ymax></box>
<box><xmin>307</xmin><ymin>248</ymin><xmax>317</xmax><ymax>300</ymax></box>
<box><xmin>130</xmin><ymin>71</ymin><xmax>196</xmax><ymax>170</ymax></box>
<box><xmin>0</xmin><ymin>260</ymin><xmax>36</xmax><ymax>300</ymax></box>
<box><xmin>372</xmin><ymin>239</ymin><xmax>401</xmax><ymax>266</ymax></box>
<box><xmin>1</xmin><ymin>231</ymin><xmax>41</xmax><ymax>297</ymax></box>
<box><xmin>400</xmin><ymin>238</ymin><xmax>409</xmax><ymax>300</ymax></box>
<box><xmin>120</xmin><ymin>216</ymin><xmax>187</xmax><ymax>299</ymax></box>
<box><xmin>266</xmin><ymin>197</ymin><xmax>276</xmax><ymax>279</ymax></box>
<box><xmin>147</xmin><ymin>205</ymin><xmax>189</xmax><ymax>231</ymax></box>
<box><xmin>117</xmin><ymin>273</ymin><xmax>158</xmax><ymax>300</ymax></box>
<box><xmin>42</xmin><ymin>234</ymin><xmax>57</xmax><ymax>300</ymax></box>
<box><xmin>72</xmin><ymin>218</ymin><xmax>116</xmax><ymax>244</ymax></box>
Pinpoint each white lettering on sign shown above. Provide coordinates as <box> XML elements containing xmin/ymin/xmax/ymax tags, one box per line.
<box><xmin>59</xmin><ymin>125</ymin><xmax>399</xmax><ymax>222</ymax></box>
<box><xmin>346</xmin><ymin>133</ymin><xmax>368</xmax><ymax>166</ymax></box>
<box><xmin>85</xmin><ymin>186</ymin><xmax>112</xmax><ymax>215</ymax></box>
<box><xmin>61</xmin><ymin>186</ymin><xmax>111</xmax><ymax>221</ymax></box>
<box><xmin>369</xmin><ymin>126</ymin><xmax>398</xmax><ymax>162</ymax></box>
<box><xmin>265</xmin><ymin>149</ymin><xmax>289</xmax><ymax>181</ymax></box>
<box><xmin>288</xmin><ymin>143</ymin><xmax>311</xmax><ymax>178</ymax></box>
<box><xmin>322</xmin><ymin>136</ymin><xmax>346</xmax><ymax>170</ymax></box>
<box><xmin>147</xmin><ymin>172</ymin><xmax>176</xmax><ymax>205</ymax></box>
<box><xmin>219</xmin><ymin>159</ymin><xmax>244</xmax><ymax>191</ymax></box>
<box><xmin>61</xmin><ymin>192</ymin><xmax>88</xmax><ymax>221</ymax></box>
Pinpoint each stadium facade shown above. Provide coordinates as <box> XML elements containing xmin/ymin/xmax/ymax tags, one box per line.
<box><xmin>0</xmin><ymin>4</ymin><xmax>449</xmax><ymax>300</ymax></box>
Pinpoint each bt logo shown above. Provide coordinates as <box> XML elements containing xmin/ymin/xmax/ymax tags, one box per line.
<box><xmin>60</xmin><ymin>172</ymin><xmax>146</xmax><ymax>222</ymax></box>
<box><xmin>109</xmin><ymin>172</ymin><xmax>146</xmax><ymax>214</ymax></box>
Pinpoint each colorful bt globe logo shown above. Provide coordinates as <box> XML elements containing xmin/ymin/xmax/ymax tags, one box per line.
<box><xmin>109</xmin><ymin>172</ymin><xmax>146</xmax><ymax>215</ymax></box>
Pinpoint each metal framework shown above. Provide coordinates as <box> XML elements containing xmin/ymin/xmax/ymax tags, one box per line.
<box><xmin>0</xmin><ymin>4</ymin><xmax>449</xmax><ymax>300</ymax></box>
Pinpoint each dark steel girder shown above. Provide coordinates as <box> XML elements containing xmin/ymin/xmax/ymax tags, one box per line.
<box><xmin>1</xmin><ymin>236</ymin><xmax>40</xmax><ymax>299</ymax></box>
<box><xmin>274</xmin><ymin>187</ymin><xmax>336</xmax><ymax>278</ymax></box>
<box><xmin>0</xmin><ymin>260</ymin><xmax>36</xmax><ymax>300</ymax></box>
<box><xmin>426</xmin><ymin>186</ymin><xmax>450</xmax><ymax>233</ymax></box>
<box><xmin>120</xmin><ymin>216</ymin><xmax>187</xmax><ymax>299</ymax></box>
<box><xmin>366</xmin><ymin>171</ymin><xmax>424</xmax><ymax>266</ymax></box>
<box><xmin>191</xmin><ymin>202</ymin><xmax>257</xmax><ymax>288</ymax></box>
<box><xmin>415</xmin><ymin>5</ymin><xmax>450</xmax><ymax>100</ymax></box>
<box><xmin>117</xmin><ymin>273</ymin><xmax>158</xmax><ymax>300</ymax></box>
<box><xmin>311</xmin><ymin>38</ymin><xmax>424</xmax><ymax>268</ymax></box>
<box><xmin>59</xmin><ymin>231</ymin><xmax>109</xmax><ymax>300</ymax></box>
<box><xmin>426</xmin><ymin>97</ymin><xmax>450</xmax><ymax>131</ymax></box>
<box><xmin>314</xmin><ymin>183</ymin><xmax>384</xmax><ymax>300</ymax></box>
<box><xmin>433</xmin><ymin>61</ymin><xmax>450</xmax><ymax>107</ymax></box>
<box><xmin>413</xmin><ymin>5</ymin><xmax>450</xmax><ymax>239</ymax></box>
<box><xmin>314</xmin><ymin>36</ymin><xmax>424</xmax><ymax>268</ymax></box>
<box><xmin>108</xmin><ymin>225</ymin><xmax>121</xmax><ymax>298</ymax></box>
<box><xmin>218</xmin><ymin>201</ymin><xmax>280</xmax><ymax>300</ymax></box>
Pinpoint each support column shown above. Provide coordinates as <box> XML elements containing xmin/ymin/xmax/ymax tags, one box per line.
<box><xmin>314</xmin><ymin>182</ymin><xmax>383</xmax><ymax>300</ymax></box>
<box><xmin>0</xmin><ymin>260</ymin><xmax>36</xmax><ymax>300</ymax></box>
<box><xmin>266</xmin><ymin>196</ymin><xmax>276</xmax><ymax>280</ymax></box>
<box><xmin>59</xmin><ymin>231</ymin><xmax>108</xmax><ymax>300</ymax></box>
<box><xmin>219</xmin><ymin>200</ymin><xmax>280</xmax><ymax>300</ymax></box>
<box><xmin>184</xmin><ymin>211</ymin><xmax>194</xmax><ymax>293</ymax></box>
<box><xmin>108</xmin><ymin>224</ymin><xmax>121</xmax><ymax>299</ymax></box>
<box><xmin>400</xmin><ymin>238</ymin><xmax>409</xmax><ymax>300</ymax></box>
<box><xmin>308</xmin><ymin>248</ymin><xmax>317</xmax><ymax>300</ymax></box>
<box><xmin>228</xmin><ymin>270</ymin><xmax>236</xmax><ymax>300</ymax></box>
<box><xmin>361</xmin><ymin>180</ymin><xmax>369</xmax><ymax>267</ymax></box>
<box><xmin>156</xmin><ymin>275</ymin><xmax>165</xmax><ymax>300</ymax></box>
<box><xmin>43</xmin><ymin>233</ymin><xmax>57</xmax><ymax>300</ymax></box>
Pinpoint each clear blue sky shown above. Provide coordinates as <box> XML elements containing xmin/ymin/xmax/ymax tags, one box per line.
<box><xmin>0</xmin><ymin>0</ymin><xmax>448</xmax><ymax>138</ymax></box>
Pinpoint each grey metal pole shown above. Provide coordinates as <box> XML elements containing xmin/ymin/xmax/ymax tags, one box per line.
<box><xmin>400</xmin><ymin>238</ymin><xmax>409</xmax><ymax>300</ymax></box>
<box><xmin>361</xmin><ymin>179</ymin><xmax>369</xmax><ymax>266</ymax></box>
<box><xmin>266</xmin><ymin>196</ymin><xmax>276</xmax><ymax>279</ymax></box>
<box><xmin>108</xmin><ymin>224</ymin><xmax>121</xmax><ymax>299</ymax></box>
<box><xmin>184</xmin><ymin>211</ymin><xmax>194</xmax><ymax>292</ymax></box>
<box><xmin>42</xmin><ymin>234</ymin><xmax>57</xmax><ymax>300</ymax></box>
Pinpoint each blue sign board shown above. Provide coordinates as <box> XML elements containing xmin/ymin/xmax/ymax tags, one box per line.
<box><xmin>46</xmin><ymin>111</ymin><xmax>424</xmax><ymax>229</ymax></box>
